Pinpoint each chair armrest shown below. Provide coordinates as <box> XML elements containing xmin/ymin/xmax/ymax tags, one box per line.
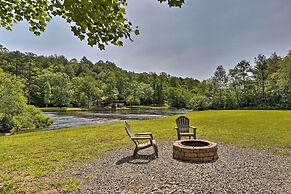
<box><xmin>136</xmin><ymin>132</ymin><xmax>153</xmax><ymax>139</ymax></box>
<box><xmin>132</xmin><ymin>137</ymin><xmax>152</xmax><ymax>140</ymax></box>
<box><xmin>175</xmin><ymin>127</ymin><xmax>179</xmax><ymax>130</ymax></box>
<box><xmin>132</xmin><ymin>137</ymin><xmax>153</xmax><ymax>144</ymax></box>
<box><xmin>190</xmin><ymin>126</ymin><xmax>197</xmax><ymax>129</ymax></box>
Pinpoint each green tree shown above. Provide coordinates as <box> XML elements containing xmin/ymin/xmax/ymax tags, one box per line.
<box><xmin>126</xmin><ymin>95</ymin><xmax>140</xmax><ymax>106</ymax></box>
<box><xmin>97</xmin><ymin>69</ymin><xmax>118</xmax><ymax>101</ymax></box>
<box><xmin>228</xmin><ymin>67</ymin><xmax>241</xmax><ymax>106</ymax></box>
<box><xmin>64</xmin><ymin>61</ymin><xmax>77</xmax><ymax>78</ymax></box>
<box><xmin>23</xmin><ymin>52</ymin><xmax>39</xmax><ymax>105</ymax></box>
<box><xmin>0</xmin><ymin>69</ymin><xmax>27</xmax><ymax>122</ymax></box>
<box><xmin>253</xmin><ymin>54</ymin><xmax>268</xmax><ymax>99</ymax></box>
<box><xmin>169</xmin><ymin>76</ymin><xmax>181</xmax><ymax>87</ymax></box>
<box><xmin>43</xmin><ymin>81</ymin><xmax>52</xmax><ymax>107</ymax></box>
<box><xmin>193</xmin><ymin>80</ymin><xmax>212</xmax><ymax>97</ymax></box>
<box><xmin>228</xmin><ymin>60</ymin><xmax>252</xmax><ymax>107</ymax></box>
<box><xmin>81</xmin><ymin>76</ymin><xmax>103</xmax><ymax>108</ymax></box>
<box><xmin>188</xmin><ymin>94</ymin><xmax>211</xmax><ymax>110</ymax></box>
<box><xmin>236</xmin><ymin>60</ymin><xmax>251</xmax><ymax>93</ymax></box>
<box><xmin>277</xmin><ymin>52</ymin><xmax>291</xmax><ymax>107</ymax></box>
<box><xmin>211</xmin><ymin>65</ymin><xmax>228</xmax><ymax>109</ymax></box>
<box><xmin>124</xmin><ymin>81</ymin><xmax>142</xmax><ymax>106</ymax></box>
<box><xmin>263</xmin><ymin>53</ymin><xmax>282</xmax><ymax>106</ymax></box>
<box><xmin>50</xmin><ymin>73</ymin><xmax>72</xmax><ymax>107</ymax></box>
<box><xmin>152</xmin><ymin>73</ymin><xmax>166</xmax><ymax>105</ymax></box>
<box><xmin>212</xmin><ymin>65</ymin><xmax>227</xmax><ymax>93</ymax></box>
<box><xmin>71</xmin><ymin>77</ymin><xmax>84</xmax><ymax>107</ymax></box>
<box><xmin>0</xmin><ymin>69</ymin><xmax>52</xmax><ymax>131</ymax></box>
<box><xmin>30</xmin><ymin>69</ymin><xmax>54</xmax><ymax>106</ymax></box>
<box><xmin>153</xmin><ymin>80</ymin><xmax>165</xmax><ymax>105</ymax></box>
<box><xmin>139</xmin><ymin>83</ymin><xmax>154</xmax><ymax>105</ymax></box>
<box><xmin>71</xmin><ymin>76</ymin><xmax>103</xmax><ymax>107</ymax></box>
<box><xmin>0</xmin><ymin>44</ymin><xmax>8</xmax><ymax>53</ymax></box>
<box><xmin>0</xmin><ymin>0</ymin><xmax>183</xmax><ymax>49</ymax></box>
<box><xmin>167</xmin><ymin>87</ymin><xmax>190</xmax><ymax>108</ymax></box>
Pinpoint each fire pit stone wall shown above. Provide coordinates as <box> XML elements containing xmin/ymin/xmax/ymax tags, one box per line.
<box><xmin>173</xmin><ymin>140</ymin><xmax>218</xmax><ymax>162</ymax></box>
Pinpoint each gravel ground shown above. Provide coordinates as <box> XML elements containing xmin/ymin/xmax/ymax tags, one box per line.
<box><xmin>71</xmin><ymin>142</ymin><xmax>291</xmax><ymax>194</ymax></box>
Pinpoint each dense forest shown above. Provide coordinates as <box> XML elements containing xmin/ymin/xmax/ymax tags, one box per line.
<box><xmin>0</xmin><ymin>44</ymin><xmax>290</xmax><ymax>131</ymax></box>
<box><xmin>0</xmin><ymin>44</ymin><xmax>201</xmax><ymax>109</ymax></box>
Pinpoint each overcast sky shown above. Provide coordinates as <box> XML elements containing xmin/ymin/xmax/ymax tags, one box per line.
<box><xmin>0</xmin><ymin>0</ymin><xmax>291</xmax><ymax>80</ymax></box>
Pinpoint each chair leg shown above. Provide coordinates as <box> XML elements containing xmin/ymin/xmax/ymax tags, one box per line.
<box><xmin>133</xmin><ymin>147</ymin><xmax>138</xmax><ymax>158</ymax></box>
<box><xmin>153</xmin><ymin>144</ymin><xmax>158</xmax><ymax>158</ymax></box>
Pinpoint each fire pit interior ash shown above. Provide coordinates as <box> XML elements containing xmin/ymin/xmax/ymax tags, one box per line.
<box><xmin>180</xmin><ymin>140</ymin><xmax>210</xmax><ymax>147</ymax></box>
<box><xmin>173</xmin><ymin>140</ymin><xmax>218</xmax><ymax>162</ymax></box>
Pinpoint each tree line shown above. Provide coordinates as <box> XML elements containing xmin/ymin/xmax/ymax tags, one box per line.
<box><xmin>0</xmin><ymin>44</ymin><xmax>290</xmax><ymax>131</ymax></box>
<box><xmin>204</xmin><ymin>53</ymin><xmax>291</xmax><ymax>110</ymax></box>
<box><xmin>0</xmin><ymin>44</ymin><xmax>200</xmax><ymax>109</ymax></box>
<box><xmin>0</xmin><ymin>45</ymin><xmax>290</xmax><ymax>111</ymax></box>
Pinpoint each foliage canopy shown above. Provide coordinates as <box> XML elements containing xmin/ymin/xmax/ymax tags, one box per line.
<box><xmin>0</xmin><ymin>0</ymin><xmax>184</xmax><ymax>49</ymax></box>
<box><xmin>0</xmin><ymin>45</ymin><xmax>290</xmax><ymax>112</ymax></box>
<box><xmin>0</xmin><ymin>69</ymin><xmax>52</xmax><ymax>131</ymax></box>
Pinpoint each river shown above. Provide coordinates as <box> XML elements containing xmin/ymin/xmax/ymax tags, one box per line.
<box><xmin>43</xmin><ymin>109</ymin><xmax>190</xmax><ymax>130</ymax></box>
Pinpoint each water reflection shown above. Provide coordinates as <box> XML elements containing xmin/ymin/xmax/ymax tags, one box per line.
<box><xmin>43</xmin><ymin>109</ymin><xmax>190</xmax><ymax>130</ymax></box>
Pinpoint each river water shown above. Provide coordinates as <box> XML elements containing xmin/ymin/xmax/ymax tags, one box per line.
<box><xmin>43</xmin><ymin>109</ymin><xmax>190</xmax><ymax>130</ymax></box>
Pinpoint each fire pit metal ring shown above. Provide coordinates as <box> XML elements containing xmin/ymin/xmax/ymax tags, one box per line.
<box><xmin>173</xmin><ymin>139</ymin><xmax>218</xmax><ymax>162</ymax></box>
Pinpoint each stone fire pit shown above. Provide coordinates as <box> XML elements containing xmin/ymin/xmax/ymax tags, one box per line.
<box><xmin>173</xmin><ymin>140</ymin><xmax>218</xmax><ymax>162</ymax></box>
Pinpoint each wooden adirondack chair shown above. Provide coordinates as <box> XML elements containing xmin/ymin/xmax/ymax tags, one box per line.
<box><xmin>175</xmin><ymin>116</ymin><xmax>197</xmax><ymax>140</ymax></box>
<box><xmin>124</xmin><ymin>121</ymin><xmax>158</xmax><ymax>158</ymax></box>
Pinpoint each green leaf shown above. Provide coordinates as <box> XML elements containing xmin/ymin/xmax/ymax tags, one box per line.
<box><xmin>134</xmin><ymin>29</ymin><xmax>140</xmax><ymax>35</ymax></box>
<box><xmin>98</xmin><ymin>43</ymin><xmax>105</xmax><ymax>50</ymax></box>
<box><xmin>64</xmin><ymin>0</ymin><xmax>74</xmax><ymax>9</ymax></box>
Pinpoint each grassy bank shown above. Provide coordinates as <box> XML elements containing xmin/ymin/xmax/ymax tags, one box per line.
<box><xmin>127</xmin><ymin>105</ymin><xmax>170</xmax><ymax>109</ymax></box>
<box><xmin>39</xmin><ymin>105</ymin><xmax>169</xmax><ymax>112</ymax></box>
<box><xmin>38</xmin><ymin>107</ymin><xmax>89</xmax><ymax>112</ymax></box>
<box><xmin>0</xmin><ymin>110</ymin><xmax>290</xmax><ymax>193</ymax></box>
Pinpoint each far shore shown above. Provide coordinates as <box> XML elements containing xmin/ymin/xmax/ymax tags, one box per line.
<box><xmin>38</xmin><ymin>105</ymin><xmax>171</xmax><ymax>112</ymax></box>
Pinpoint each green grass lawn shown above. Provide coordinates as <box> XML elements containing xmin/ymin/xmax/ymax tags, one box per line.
<box><xmin>0</xmin><ymin>110</ymin><xmax>290</xmax><ymax>193</ymax></box>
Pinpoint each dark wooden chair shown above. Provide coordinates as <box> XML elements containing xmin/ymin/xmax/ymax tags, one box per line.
<box><xmin>124</xmin><ymin>121</ymin><xmax>158</xmax><ymax>158</ymax></box>
<box><xmin>175</xmin><ymin>116</ymin><xmax>197</xmax><ymax>140</ymax></box>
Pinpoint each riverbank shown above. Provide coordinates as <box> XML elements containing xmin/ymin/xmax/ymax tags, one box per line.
<box><xmin>126</xmin><ymin>105</ymin><xmax>170</xmax><ymax>109</ymax></box>
<box><xmin>0</xmin><ymin>110</ymin><xmax>290</xmax><ymax>193</ymax></box>
<box><xmin>39</xmin><ymin>107</ymin><xmax>89</xmax><ymax>112</ymax></box>
<box><xmin>39</xmin><ymin>105</ymin><xmax>171</xmax><ymax>112</ymax></box>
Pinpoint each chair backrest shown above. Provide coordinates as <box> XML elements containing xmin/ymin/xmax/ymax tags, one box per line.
<box><xmin>176</xmin><ymin>116</ymin><xmax>190</xmax><ymax>133</ymax></box>
<box><xmin>124</xmin><ymin>121</ymin><xmax>138</xmax><ymax>145</ymax></box>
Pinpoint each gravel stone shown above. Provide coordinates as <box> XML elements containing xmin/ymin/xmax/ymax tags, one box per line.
<box><xmin>70</xmin><ymin>142</ymin><xmax>291</xmax><ymax>194</ymax></box>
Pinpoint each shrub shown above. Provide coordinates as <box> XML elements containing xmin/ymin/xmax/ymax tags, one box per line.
<box><xmin>188</xmin><ymin>95</ymin><xmax>211</xmax><ymax>110</ymax></box>
<box><xmin>0</xmin><ymin>115</ymin><xmax>14</xmax><ymax>132</ymax></box>
<box><xmin>0</xmin><ymin>71</ymin><xmax>53</xmax><ymax>132</ymax></box>
<box><xmin>1</xmin><ymin>105</ymin><xmax>53</xmax><ymax>132</ymax></box>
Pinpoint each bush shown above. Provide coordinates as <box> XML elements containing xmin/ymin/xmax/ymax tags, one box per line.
<box><xmin>126</xmin><ymin>95</ymin><xmax>140</xmax><ymax>106</ymax></box>
<box><xmin>0</xmin><ymin>105</ymin><xmax>53</xmax><ymax>132</ymax></box>
<box><xmin>0</xmin><ymin>71</ymin><xmax>53</xmax><ymax>132</ymax></box>
<box><xmin>210</xmin><ymin>97</ymin><xmax>225</xmax><ymax>109</ymax></box>
<box><xmin>0</xmin><ymin>115</ymin><xmax>14</xmax><ymax>132</ymax></box>
<box><xmin>188</xmin><ymin>95</ymin><xmax>211</xmax><ymax>110</ymax></box>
